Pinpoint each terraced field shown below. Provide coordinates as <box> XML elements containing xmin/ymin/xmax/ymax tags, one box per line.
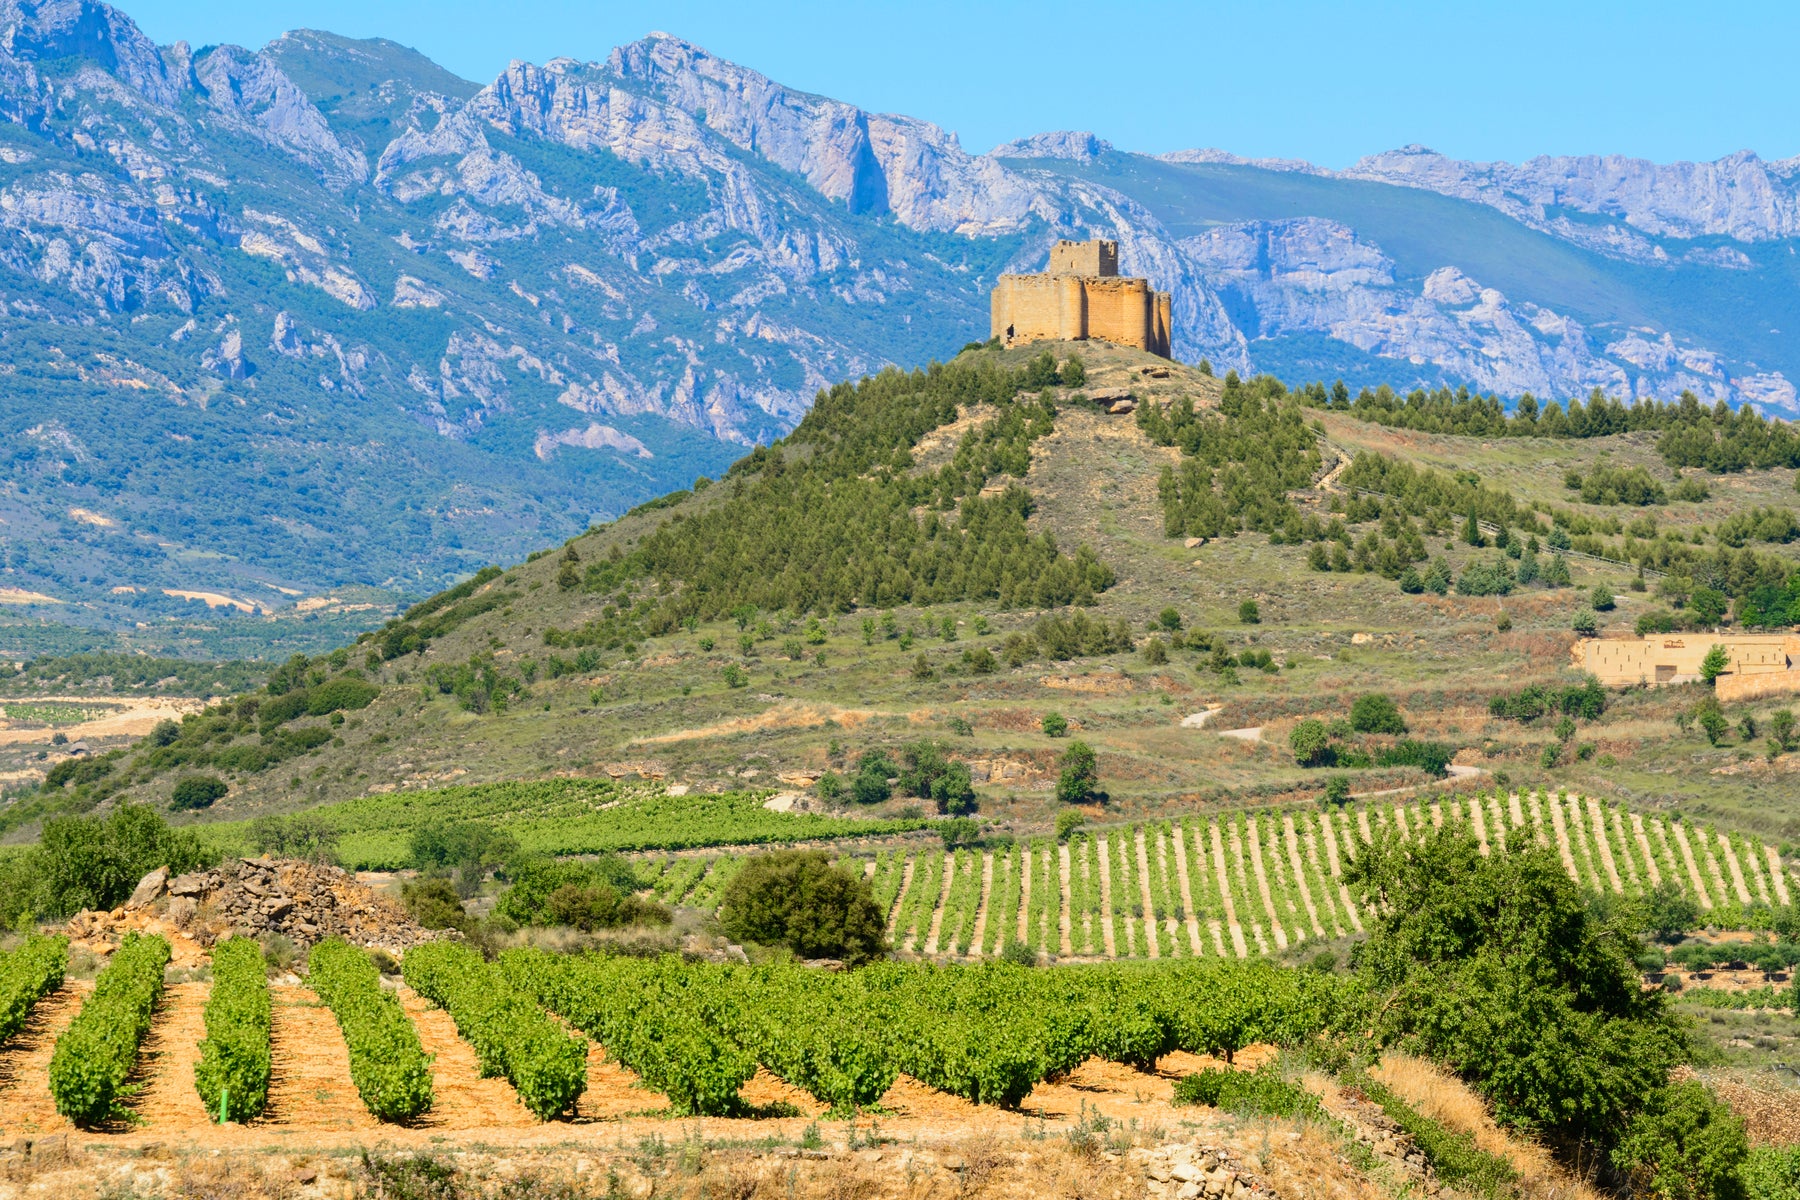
<box><xmin>647</xmin><ymin>792</ymin><xmax>1793</xmax><ymax>960</ymax></box>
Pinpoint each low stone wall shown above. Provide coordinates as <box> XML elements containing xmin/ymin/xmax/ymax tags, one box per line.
<box><xmin>1716</xmin><ymin>669</ymin><xmax>1800</xmax><ymax>704</ymax></box>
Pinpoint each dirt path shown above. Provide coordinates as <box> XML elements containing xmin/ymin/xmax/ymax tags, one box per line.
<box><xmin>1096</xmin><ymin>833</ymin><xmax>1117</xmax><ymax>957</ymax></box>
<box><xmin>1700</xmin><ymin>834</ymin><xmax>1732</xmax><ymax>907</ymax></box>
<box><xmin>1212</xmin><ymin>822</ymin><xmax>1248</xmax><ymax>958</ymax></box>
<box><xmin>1017</xmin><ymin>840</ymin><xmax>1033</xmax><ymax>946</ymax></box>
<box><xmin>1467</xmin><ymin>796</ymin><xmax>1489</xmax><ymax>855</ymax></box>
<box><xmin>1288</xmin><ymin>813</ymin><xmax>1332</xmax><ymax>942</ymax></box>
<box><xmin>1742</xmin><ymin>839</ymin><xmax>1772</xmax><ymax>906</ymax></box>
<box><xmin>1566</xmin><ymin>795</ymin><xmax>1602</xmax><ymax>891</ymax></box>
<box><xmin>1669</xmin><ymin>822</ymin><xmax>1715</xmax><ymax>910</ymax></box>
<box><xmin>1243</xmin><ymin>817</ymin><xmax>1286</xmax><ymax>952</ymax></box>
<box><xmin>1528</xmin><ymin>792</ymin><xmax>1549</xmax><ymax>848</ymax></box>
<box><xmin>924</xmin><ymin>852</ymin><xmax>954</xmax><ymax>955</ymax></box>
<box><xmin>1656</xmin><ymin>820</ymin><xmax>1684</xmax><ymax>895</ymax></box>
<box><xmin>1133</xmin><ymin>828</ymin><xmax>1161</xmax><ymax>960</ymax></box>
<box><xmin>968</xmin><ymin>851</ymin><xmax>995</xmax><ymax>955</ymax></box>
<box><xmin>262</xmin><ymin>985</ymin><xmax>381</xmax><ymax>1132</ymax></box>
<box><xmin>128</xmin><ymin>982</ymin><xmax>212</xmax><ymax>1131</ymax></box>
<box><xmin>1508</xmin><ymin>792</ymin><xmax>1526</xmax><ymax>834</ymax></box>
<box><xmin>1584</xmin><ymin>798</ymin><xmax>1622</xmax><ymax>893</ymax></box>
<box><xmin>1050</xmin><ymin>842</ymin><xmax>1068</xmax><ymax>957</ymax></box>
<box><xmin>1170</xmin><ymin>820</ymin><xmax>1204</xmax><ymax>955</ymax></box>
<box><xmin>1355</xmin><ymin>809</ymin><xmax>1374</xmax><ymax>846</ymax></box>
<box><xmin>1291</xmin><ymin>815</ymin><xmax>1335</xmax><ymax>938</ymax></box>
<box><xmin>0</xmin><ymin>981</ymin><xmax>86</xmax><ymax>1136</ymax></box>
<box><xmin>1718</xmin><ymin>834</ymin><xmax>1753</xmax><ymax>906</ymax></box>
<box><xmin>576</xmin><ymin>1041</ymin><xmax>670</xmax><ymax>1121</ymax></box>
<box><xmin>1546</xmin><ymin>791</ymin><xmax>1579</xmax><ymax>884</ymax></box>
<box><xmin>1611</xmin><ymin>809</ymin><xmax>1642</xmax><ymax>889</ymax></box>
<box><xmin>400</xmin><ymin>987</ymin><xmax>536</xmax><ymax>1129</ymax></box>
<box><xmin>1769</xmin><ymin>845</ymin><xmax>1793</xmax><ymax>905</ymax></box>
<box><xmin>886</xmin><ymin>856</ymin><xmax>914</xmax><ymax>940</ymax></box>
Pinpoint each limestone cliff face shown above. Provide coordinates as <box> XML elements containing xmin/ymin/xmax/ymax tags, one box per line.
<box><xmin>1346</xmin><ymin>144</ymin><xmax>1800</xmax><ymax>244</ymax></box>
<box><xmin>3</xmin><ymin>1</ymin><xmax>1800</xmax><ymax>613</ymax></box>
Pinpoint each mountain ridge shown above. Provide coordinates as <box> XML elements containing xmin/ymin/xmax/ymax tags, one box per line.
<box><xmin>0</xmin><ymin>1</ymin><xmax>1797</xmax><ymax>655</ymax></box>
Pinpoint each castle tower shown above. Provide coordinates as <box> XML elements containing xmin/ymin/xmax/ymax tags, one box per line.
<box><xmin>990</xmin><ymin>238</ymin><xmax>1171</xmax><ymax>358</ymax></box>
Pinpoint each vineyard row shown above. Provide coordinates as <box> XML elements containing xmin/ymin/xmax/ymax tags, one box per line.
<box><xmin>644</xmin><ymin>792</ymin><xmax>1793</xmax><ymax>958</ymax></box>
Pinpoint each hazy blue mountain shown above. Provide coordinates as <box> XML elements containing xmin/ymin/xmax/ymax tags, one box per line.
<box><xmin>0</xmin><ymin>0</ymin><xmax>1793</xmax><ymax>655</ymax></box>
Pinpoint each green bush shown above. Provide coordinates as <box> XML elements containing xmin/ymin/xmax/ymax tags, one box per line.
<box><xmin>1612</xmin><ymin>1082</ymin><xmax>1749</xmax><ymax>1200</ymax></box>
<box><xmin>719</xmin><ymin>850</ymin><xmax>888</xmax><ymax>964</ymax></box>
<box><xmin>1346</xmin><ymin>832</ymin><xmax>1686</xmax><ymax>1150</ymax></box>
<box><xmin>1456</xmin><ymin>559</ymin><xmax>1516</xmax><ymax>596</ymax></box>
<box><xmin>1349</xmin><ymin>693</ymin><xmax>1408</xmax><ymax>735</ymax></box>
<box><xmin>48</xmin><ymin>932</ymin><xmax>170</xmax><ymax>1125</ymax></box>
<box><xmin>401</xmin><ymin>877</ymin><xmax>470</xmax><ymax>932</ymax></box>
<box><xmin>1290</xmin><ymin>718</ymin><xmax>1331</xmax><ymax>766</ymax></box>
<box><xmin>402</xmin><ymin>942</ymin><xmax>587</xmax><ymax>1120</ymax></box>
<box><xmin>249</xmin><ymin>812</ymin><xmax>340</xmax><ymax>864</ymax></box>
<box><xmin>0</xmin><ymin>933</ymin><xmax>68</xmax><ymax>1044</ymax></box>
<box><xmin>170</xmin><ymin>774</ymin><xmax>229</xmax><ymax>811</ymax></box>
<box><xmin>546</xmin><ymin>883</ymin><xmax>669</xmax><ymax>931</ymax></box>
<box><xmin>1172</xmin><ymin>1064</ymin><xmax>1324</xmax><ymax>1121</ymax></box>
<box><xmin>495</xmin><ymin>854</ymin><xmax>641</xmax><ymax>927</ymax></box>
<box><xmin>194</xmin><ymin>936</ymin><xmax>271</xmax><ymax>1121</ymax></box>
<box><xmin>1042</xmin><ymin>712</ymin><xmax>1069</xmax><ymax>737</ymax></box>
<box><xmin>1744</xmin><ymin>1145</ymin><xmax>1800</xmax><ymax>1200</ymax></box>
<box><xmin>307</xmin><ymin>939</ymin><xmax>434</xmax><ymax>1121</ymax></box>
<box><xmin>1055</xmin><ymin>741</ymin><xmax>1098</xmax><ymax>804</ymax></box>
<box><xmin>35</xmin><ymin>804</ymin><xmax>217</xmax><ymax>920</ymax></box>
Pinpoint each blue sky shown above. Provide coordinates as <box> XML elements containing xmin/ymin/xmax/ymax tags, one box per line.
<box><xmin>124</xmin><ymin>0</ymin><xmax>1798</xmax><ymax>168</ymax></box>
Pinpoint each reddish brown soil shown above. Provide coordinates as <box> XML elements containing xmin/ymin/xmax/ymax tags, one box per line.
<box><xmin>572</xmin><ymin>1036</ymin><xmax>669</xmax><ymax>1121</ymax></box>
<box><xmin>0</xmin><ymin>970</ymin><xmax>1290</xmax><ymax>1165</ymax></box>
<box><xmin>126</xmin><ymin>982</ymin><xmax>211</xmax><ymax>1131</ymax></box>
<box><xmin>0</xmin><ymin>981</ymin><xmax>86</xmax><ymax>1137</ymax></box>
<box><xmin>259</xmin><ymin>985</ymin><xmax>380</xmax><ymax>1134</ymax></box>
<box><xmin>397</xmin><ymin>985</ymin><xmax>535</xmax><ymax>1129</ymax></box>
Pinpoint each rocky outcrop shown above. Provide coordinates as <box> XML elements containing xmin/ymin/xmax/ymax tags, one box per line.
<box><xmin>99</xmin><ymin>856</ymin><xmax>451</xmax><ymax>954</ymax></box>
<box><xmin>1134</xmin><ymin>1141</ymin><xmax>1275</xmax><ymax>1200</ymax></box>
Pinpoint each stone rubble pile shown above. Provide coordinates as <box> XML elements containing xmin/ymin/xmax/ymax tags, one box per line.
<box><xmin>1332</xmin><ymin>1089</ymin><xmax>1440</xmax><ymax>1195</ymax></box>
<box><xmin>1136</xmin><ymin>1143</ymin><xmax>1274</xmax><ymax>1200</ymax></box>
<box><xmin>74</xmin><ymin>858</ymin><xmax>453</xmax><ymax>955</ymax></box>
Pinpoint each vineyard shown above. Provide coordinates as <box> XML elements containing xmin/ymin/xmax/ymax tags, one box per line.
<box><xmin>200</xmin><ymin>780</ymin><xmax>937</xmax><ymax>869</ymax></box>
<box><xmin>0</xmin><ymin>928</ymin><xmax>1350</xmax><ymax>1134</ymax></box>
<box><xmin>645</xmin><ymin>791</ymin><xmax>1794</xmax><ymax>959</ymax></box>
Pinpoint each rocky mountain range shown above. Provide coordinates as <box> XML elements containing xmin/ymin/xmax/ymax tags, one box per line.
<box><xmin>0</xmin><ymin>0</ymin><xmax>1795</xmax><ymax>651</ymax></box>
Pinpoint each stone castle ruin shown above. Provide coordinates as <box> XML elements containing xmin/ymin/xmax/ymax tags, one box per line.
<box><xmin>991</xmin><ymin>239</ymin><xmax>1172</xmax><ymax>358</ymax></box>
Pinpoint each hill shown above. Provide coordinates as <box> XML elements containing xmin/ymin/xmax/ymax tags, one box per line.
<box><xmin>3</xmin><ymin>2</ymin><xmax>1800</xmax><ymax>657</ymax></box>
<box><xmin>18</xmin><ymin>340</ymin><xmax>1800</xmax><ymax>849</ymax></box>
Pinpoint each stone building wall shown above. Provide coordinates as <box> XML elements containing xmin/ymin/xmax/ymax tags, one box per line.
<box><xmin>1570</xmin><ymin>633</ymin><xmax>1800</xmax><ymax>687</ymax></box>
<box><xmin>990</xmin><ymin>252</ymin><xmax>1171</xmax><ymax>357</ymax></box>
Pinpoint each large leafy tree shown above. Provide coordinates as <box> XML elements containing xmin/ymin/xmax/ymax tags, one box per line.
<box><xmin>1347</xmin><ymin>829</ymin><xmax>1689</xmax><ymax>1152</ymax></box>
<box><xmin>720</xmin><ymin>850</ymin><xmax>888</xmax><ymax>964</ymax></box>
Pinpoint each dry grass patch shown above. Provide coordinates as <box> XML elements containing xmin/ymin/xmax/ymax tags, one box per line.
<box><xmin>1370</xmin><ymin>1053</ymin><xmax>1602</xmax><ymax>1199</ymax></box>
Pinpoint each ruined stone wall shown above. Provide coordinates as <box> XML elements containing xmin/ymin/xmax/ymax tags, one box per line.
<box><xmin>1571</xmin><ymin>633</ymin><xmax>1800</xmax><ymax>687</ymax></box>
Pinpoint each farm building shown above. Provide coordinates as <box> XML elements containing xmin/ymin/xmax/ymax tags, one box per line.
<box><xmin>1571</xmin><ymin>632</ymin><xmax>1800</xmax><ymax>700</ymax></box>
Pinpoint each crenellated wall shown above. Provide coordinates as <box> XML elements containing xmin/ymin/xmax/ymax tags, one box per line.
<box><xmin>991</xmin><ymin>239</ymin><xmax>1171</xmax><ymax>357</ymax></box>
